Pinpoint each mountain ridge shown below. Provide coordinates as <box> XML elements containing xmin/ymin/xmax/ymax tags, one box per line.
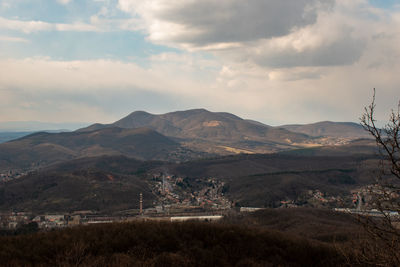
<box><xmin>0</xmin><ymin>109</ymin><xmax>374</xmax><ymax>172</ymax></box>
<box><xmin>78</xmin><ymin>109</ymin><xmax>313</xmax><ymax>154</ymax></box>
<box><xmin>280</xmin><ymin>121</ymin><xmax>369</xmax><ymax>139</ymax></box>
<box><xmin>0</xmin><ymin>127</ymin><xmax>192</xmax><ymax>171</ymax></box>
<box><xmin>79</xmin><ymin>109</ymin><xmax>370</xmax><ymax>141</ymax></box>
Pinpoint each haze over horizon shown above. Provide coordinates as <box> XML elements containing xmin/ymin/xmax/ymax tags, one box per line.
<box><xmin>0</xmin><ymin>108</ymin><xmax>380</xmax><ymax>131</ymax></box>
<box><xmin>1</xmin><ymin>0</ymin><xmax>399</xmax><ymax>126</ymax></box>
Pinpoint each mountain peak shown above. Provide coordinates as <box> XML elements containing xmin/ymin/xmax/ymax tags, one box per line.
<box><xmin>165</xmin><ymin>108</ymin><xmax>211</xmax><ymax>116</ymax></box>
<box><xmin>126</xmin><ymin>110</ymin><xmax>153</xmax><ymax>117</ymax></box>
<box><xmin>113</xmin><ymin>110</ymin><xmax>156</xmax><ymax>129</ymax></box>
<box><xmin>78</xmin><ymin>109</ymin><xmax>309</xmax><ymax>147</ymax></box>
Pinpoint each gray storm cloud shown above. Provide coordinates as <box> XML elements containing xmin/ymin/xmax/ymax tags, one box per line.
<box><xmin>155</xmin><ymin>0</ymin><xmax>334</xmax><ymax>44</ymax></box>
<box><xmin>118</xmin><ymin>0</ymin><xmax>367</xmax><ymax>68</ymax></box>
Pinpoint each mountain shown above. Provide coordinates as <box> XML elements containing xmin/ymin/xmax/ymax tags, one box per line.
<box><xmin>0</xmin><ymin>109</ymin><xmax>378</xmax><ymax>173</ymax></box>
<box><xmin>0</xmin><ymin>130</ymin><xmax>75</xmax><ymax>144</ymax></box>
<box><xmin>79</xmin><ymin>109</ymin><xmax>314</xmax><ymax>154</ymax></box>
<box><xmin>0</xmin><ymin>127</ymin><xmax>190</xmax><ymax>171</ymax></box>
<box><xmin>280</xmin><ymin>121</ymin><xmax>370</xmax><ymax>139</ymax></box>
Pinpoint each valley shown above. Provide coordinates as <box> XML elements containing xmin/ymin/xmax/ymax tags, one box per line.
<box><xmin>0</xmin><ymin>152</ymin><xmax>379</xmax><ymax>216</ymax></box>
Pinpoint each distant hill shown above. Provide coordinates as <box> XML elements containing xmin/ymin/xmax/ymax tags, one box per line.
<box><xmin>279</xmin><ymin>138</ymin><xmax>377</xmax><ymax>157</ymax></box>
<box><xmin>280</xmin><ymin>121</ymin><xmax>371</xmax><ymax>139</ymax></box>
<box><xmin>0</xmin><ymin>156</ymin><xmax>158</xmax><ymax>213</ymax></box>
<box><xmin>0</xmin><ymin>127</ymin><xmax>191</xmax><ymax>171</ymax></box>
<box><xmin>0</xmin><ymin>132</ymin><xmax>34</xmax><ymax>143</ymax></box>
<box><xmin>79</xmin><ymin>109</ymin><xmax>313</xmax><ymax>154</ymax></box>
<box><xmin>0</xmin><ymin>130</ymin><xmax>74</xmax><ymax>144</ymax></box>
<box><xmin>169</xmin><ymin>153</ymin><xmax>377</xmax><ymax>207</ymax></box>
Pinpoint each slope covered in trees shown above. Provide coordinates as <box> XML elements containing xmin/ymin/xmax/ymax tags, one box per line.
<box><xmin>0</xmin><ymin>220</ymin><xmax>351</xmax><ymax>266</ymax></box>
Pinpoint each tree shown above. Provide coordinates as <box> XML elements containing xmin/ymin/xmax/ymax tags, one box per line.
<box><xmin>358</xmin><ymin>89</ymin><xmax>400</xmax><ymax>265</ymax></box>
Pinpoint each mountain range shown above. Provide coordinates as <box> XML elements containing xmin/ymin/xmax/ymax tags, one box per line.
<box><xmin>0</xmin><ymin>109</ymin><xmax>373</xmax><ymax>172</ymax></box>
<box><xmin>78</xmin><ymin>109</ymin><xmax>311</xmax><ymax>153</ymax></box>
<box><xmin>0</xmin><ymin>109</ymin><xmax>379</xmax><ymax>213</ymax></box>
<box><xmin>78</xmin><ymin>109</ymin><xmax>372</xmax><ymax>154</ymax></box>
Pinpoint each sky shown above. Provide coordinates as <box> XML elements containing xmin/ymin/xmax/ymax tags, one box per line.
<box><xmin>0</xmin><ymin>0</ymin><xmax>399</xmax><ymax>126</ymax></box>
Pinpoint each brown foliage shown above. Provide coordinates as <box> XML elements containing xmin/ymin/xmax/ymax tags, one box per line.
<box><xmin>0</xmin><ymin>221</ymin><xmax>350</xmax><ymax>266</ymax></box>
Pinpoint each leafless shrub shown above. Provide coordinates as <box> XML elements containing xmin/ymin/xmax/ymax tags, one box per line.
<box><xmin>358</xmin><ymin>89</ymin><xmax>400</xmax><ymax>265</ymax></box>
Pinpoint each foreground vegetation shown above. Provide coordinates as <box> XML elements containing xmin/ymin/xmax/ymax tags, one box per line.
<box><xmin>0</xmin><ymin>219</ymin><xmax>351</xmax><ymax>267</ymax></box>
<box><xmin>1</xmin><ymin>207</ymin><xmax>398</xmax><ymax>266</ymax></box>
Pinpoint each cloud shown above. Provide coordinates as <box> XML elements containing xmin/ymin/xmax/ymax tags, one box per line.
<box><xmin>1</xmin><ymin>46</ymin><xmax>400</xmax><ymax>125</ymax></box>
<box><xmin>116</xmin><ymin>0</ymin><xmax>384</xmax><ymax>68</ymax></box>
<box><xmin>0</xmin><ymin>55</ymin><xmax>219</xmax><ymax>123</ymax></box>
<box><xmin>1</xmin><ymin>0</ymin><xmax>400</xmax><ymax>125</ymax></box>
<box><xmin>118</xmin><ymin>0</ymin><xmax>334</xmax><ymax>45</ymax></box>
<box><xmin>57</xmin><ymin>0</ymin><xmax>72</xmax><ymax>5</ymax></box>
<box><xmin>240</xmin><ymin>11</ymin><xmax>367</xmax><ymax>68</ymax></box>
<box><xmin>0</xmin><ymin>1</ymin><xmax>11</xmax><ymax>10</ymax></box>
<box><xmin>0</xmin><ymin>17</ymin><xmax>100</xmax><ymax>33</ymax></box>
<box><xmin>0</xmin><ymin>56</ymin><xmax>215</xmax><ymax>99</ymax></box>
<box><xmin>0</xmin><ymin>35</ymin><xmax>29</xmax><ymax>43</ymax></box>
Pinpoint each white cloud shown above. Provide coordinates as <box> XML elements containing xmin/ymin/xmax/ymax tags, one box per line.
<box><xmin>1</xmin><ymin>47</ymin><xmax>399</xmax><ymax>125</ymax></box>
<box><xmin>0</xmin><ymin>35</ymin><xmax>29</xmax><ymax>43</ymax></box>
<box><xmin>57</xmin><ymin>0</ymin><xmax>72</xmax><ymax>5</ymax></box>
<box><xmin>0</xmin><ymin>1</ymin><xmax>12</xmax><ymax>10</ymax></box>
<box><xmin>238</xmin><ymin>9</ymin><xmax>368</xmax><ymax>68</ymax></box>
<box><xmin>0</xmin><ymin>17</ymin><xmax>52</xmax><ymax>33</ymax></box>
<box><xmin>0</xmin><ymin>17</ymin><xmax>100</xmax><ymax>33</ymax></box>
<box><xmin>0</xmin><ymin>15</ymin><xmax>144</xmax><ymax>34</ymax></box>
<box><xmin>0</xmin><ymin>55</ymin><xmax>220</xmax><ymax>122</ymax></box>
<box><xmin>0</xmin><ymin>56</ymin><xmax>216</xmax><ymax>100</ymax></box>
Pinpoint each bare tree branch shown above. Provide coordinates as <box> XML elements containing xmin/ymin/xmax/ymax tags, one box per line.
<box><xmin>358</xmin><ymin>89</ymin><xmax>400</xmax><ymax>265</ymax></box>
